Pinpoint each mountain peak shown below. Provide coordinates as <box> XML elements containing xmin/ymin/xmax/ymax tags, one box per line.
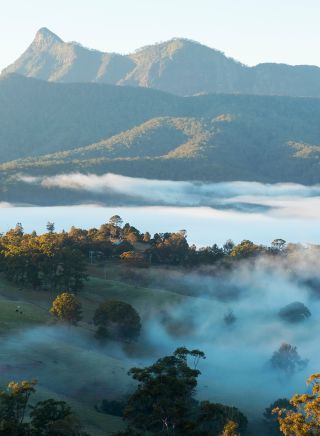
<box><xmin>33</xmin><ymin>27</ymin><xmax>63</xmax><ymax>47</ymax></box>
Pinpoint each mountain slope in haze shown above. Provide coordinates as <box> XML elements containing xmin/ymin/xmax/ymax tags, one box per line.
<box><xmin>3</xmin><ymin>28</ymin><xmax>320</xmax><ymax>98</ymax></box>
<box><xmin>1</xmin><ymin>74</ymin><xmax>320</xmax><ymax>193</ymax></box>
<box><xmin>0</xmin><ymin>73</ymin><xmax>180</xmax><ymax>161</ymax></box>
<box><xmin>3</xmin><ymin>113</ymin><xmax>320</xmax><ymax>185</ymax></box>
<box><xmin>0</xmin><ymin>116</ymin><xmax>215</xmax><ymax>168</ymax></box>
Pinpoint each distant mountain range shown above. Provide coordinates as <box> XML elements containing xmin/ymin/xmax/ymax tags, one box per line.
<box><xmin>0</xmin><ymin>73</ymin><xmax>320</xmax><ymax>206</ymax></box>
<box><xmin>3</xmin><ymin>27</ymin><xmax>320</xmax><ymax>98</ymax></box>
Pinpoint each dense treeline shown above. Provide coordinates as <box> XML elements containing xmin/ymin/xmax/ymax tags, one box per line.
<box><xmin>0</xmin><ymin>214</ymin><xmax>299</xmax><ymax>291</ymax></box>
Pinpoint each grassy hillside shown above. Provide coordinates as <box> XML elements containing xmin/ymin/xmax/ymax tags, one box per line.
<box><xmin>0</xmin><ymin>264</ymin><xmax>185</xmax><ymax>435</ymax></box>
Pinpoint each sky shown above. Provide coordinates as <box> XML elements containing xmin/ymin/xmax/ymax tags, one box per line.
<box><xmin>1</xmin><ymin>0</ymin><xmax>320</xmax><ymax>72</ymax></box>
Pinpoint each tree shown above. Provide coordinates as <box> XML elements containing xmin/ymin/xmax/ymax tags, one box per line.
<box><xmin>222</xmin><ymin>421</ymin><xmax>239</xmax><ymax>436</ymax></box>
<box><xmin>55</xmin><ymin>247</ymin><xmax>88</xmax><ymax>292</ymax></box>
<box><xmin>93</xmin><ymin>300</ymin><xmax>141</xmax><ymax>342</ymax></box>
<box><xmin>50</xmin><ymin>293</ymin><xmax>82</xmax><ymax>325</ymax></box>
<box><xmin>197</xmin><ymin>401</ymin><xmax>246</xmax><ymax>435</ymax></box>
<box><xmin>125</xmin><ymin>232</ymin><xmax>138</xmax><ymax>244</ymax></box>
<box><xmin>46</xmin><ymin>222</ymin><xmax>55</xmax><ymax>234</ymax></box>
<box><xmin>230</xmin><ymin>240</ymin><xmax>263</xmax><ymax>258</ymax></box>
<box><xmin>109</xmin><ymin>215</ymin><xmax>123</xmax><ymax>227</ymax></box>
<box><xmin>0</xmin><ymin>230</ymin><xmax>87</xmax><ymax>291</ymax></box>
<box><xmin>109</xmin><ymin>216</ymin><xmax>123</xmax><ymax>237</ymax></box>
<box><xmin>123</xmin><ymin>224</ymin><xmax>141</xmax><ymax>244</ymax></box>
<box><xmin>122</xmin><ymin>348</ymin><xmax>247</xmax><ymax>435</ymax></box>
<box><xmin>224</xmin><ymin>310</ymin><xmax>236</xmax><ymax>326</ymax></box>
<box><xmin>278</xmin><ymin>302</ymin><xmax>311</xmax><ymax>323</ymax></box>
<box><xmin>273</xmin><ymin>373</ymin><xmax>320</xmax><ymax>435</ymax></box>
<box><xmin>221</xmin><ymin>420</ymin><xmax>239</xmax><ymax>436</ymax></box>
<box><xmin>270</xmin><ymin>343</ymin><xmax>308</xmax><ymax>376</ymax></box>
<box><xmin>264</xmin><ymin>398</ymin><xmax>292</xmax><ymax>435</ymax></box>
<box><xmin>120</xmin><ymin>251</ymin><xmax>147</xmax><ymax>267</ymax></box>
<box><xmin>13</xmin><ymin>223</ymin><xmax>24</xmax><ymax>237</ymax></box>
<box><xmin>271</xmin><ymin>239</ymin><xmax>286</xmax><ymax>252</ymax></box>
<box><xmin>0</xmin><ymin>380</ymin><xmax>86</xmax><ymax>436</ymax></box>
<box><xmin>143</xmin><ymin>232</ymin><xmax>151</xmax><ymax>243</ymax></box>
<box><xmin>0</xmin><ymin>379</ymin><xmax>37</xmax><ymax>434</ymax></box>
<box><xmin>195</xmin><ymin>244</ymin><xmax>224</xmax><ymax>265</ymax></box>
<box><xmin>223</xmin><ymin>240</ymin><xmax>235</xmax><ymax>255</ymax></box>
<box><xmin>30</xmin><ymin>399</ymin><xmax>83</xmax><ymax>436</ymax></box>
<box><xmin>151</xmin><ymin>232</ymin><xmax>189</xmax><ymax>265</ymax></box>
<box><xmin>123</xmin><ymin>347</ymin><xmax>203</xmax><ymax>433</ymax></box>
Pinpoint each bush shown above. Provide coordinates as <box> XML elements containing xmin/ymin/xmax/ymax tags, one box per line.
<box><xmin>50</xmin><ymin>292</ymin><xmax>82</xmax><ymax>325</ymax></box>
<box><xmin>278</xmin><ymin>301</ymin><xmax>311</xmax><ymax>323</ymax></box>
<box><xmin>93</xmin><ymin>300</ymin><xmax>141</xmax><ymax>342</ymax></box>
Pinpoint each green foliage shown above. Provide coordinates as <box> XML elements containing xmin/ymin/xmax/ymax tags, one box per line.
<box><xmin>230</xmin><ymin>240</ymin><xmax>264</xmax><ymax>258</ymax></box>
<box><xmin>93</xmin><ymin>300</ymin><xmax>141</xmax><ymax>341</ymax></box>
<box><xmin>150</xmin><ymin>231</ymin><xmax>190</xmax><ymax>265</ymax></box>
<box><xmin>122</xmin><ymin>348</ymin><xmax>247</xmax><ymax>435</ymax></box>
<box><xmin>50</xmin><ymin>292</ymin><xmax>83</xmax><ymax>325</ymax></box>
<box><xmin>0</xmin><ymin>229</ymin><xmax>87</xmax><ymax>291</ymax></box>
<box><xmin>120</xmin><ymin>252</ymin><xmax>147</xmax><ymax>267</ymax></box>
<box><xmin>0</xmin><ymin>379</ymin><xmax>85</xmax><ymax>436</ymax></box>
<box><xmin>0</xmin><ymin>379</ymin><xmax>37</xmax><ymax>434</ymax></box>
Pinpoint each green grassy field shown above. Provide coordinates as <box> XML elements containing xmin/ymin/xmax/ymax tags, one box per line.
<box><xmin>0</xmin><ymin>267</ymin><xmax>185</xmax><ymax>435</ymax></box>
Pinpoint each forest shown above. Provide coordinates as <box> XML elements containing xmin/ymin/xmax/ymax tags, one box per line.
<box><xmin>0</xmin><ymin>215</ymin><xmax>318</xmax><ymax>434</ymax></box>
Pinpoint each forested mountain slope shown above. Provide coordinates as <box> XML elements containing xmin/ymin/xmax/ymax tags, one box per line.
<box><xmin>1</xmin><ymin>74</ymin><xmax>320</xmax><ymax>187</ymax></box>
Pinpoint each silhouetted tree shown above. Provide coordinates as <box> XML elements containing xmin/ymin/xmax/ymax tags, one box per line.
<box><xmin>46</xmin><ymin>222</ymin><xmax>55</xmax><ymax>234</ymax></box>
<box><xmin>93</xmin><ymin>300</ymin><xmax>141</xmax><ymax>342</ymax></box>
<box><xmin>121</xmin><ymin>347</ymin><xmax>247</xmax><ymax>435</ymax></box>
<box><xmin>270</xmin><ymin>343</ymin><xmax>308</xmax><ymax>375</ymax></box>
<box><xmin>264</xmin><ymin>398</ymin><xmax>293</xmax><ymax>435</ymax></box>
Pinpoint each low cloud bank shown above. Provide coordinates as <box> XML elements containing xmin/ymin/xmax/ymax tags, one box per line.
<box><xmin>17</xmin><ymin>172</ymin><xmax>320</xmax><ymax>217</ymax></box>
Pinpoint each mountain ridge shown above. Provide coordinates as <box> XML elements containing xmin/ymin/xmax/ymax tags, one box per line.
<box><xmin>1</xmin><ymin>74</ymin><xmax>320</xmax><ymax>193</ymax></box>
<box><xmin>4</xmin><ymin>28</ymin><xmax>320</xmax><ymax>97</ymax></box>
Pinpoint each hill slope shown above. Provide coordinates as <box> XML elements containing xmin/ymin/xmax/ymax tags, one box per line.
<box><xmin>1</xmin><ymin>74</ymin><xmax>320</xmax><ymax>200</ymax></box>
<box><xmin>0</xmin><ymin>73</ymin><xmax>179</xmax><ymax>161</ymax></box>
<box><xmin>3</xmin><ymin>28</ymin><xmax>320</xmax><ymax>97</ymax></box>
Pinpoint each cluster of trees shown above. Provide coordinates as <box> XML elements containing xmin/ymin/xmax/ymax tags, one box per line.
<box><xmin>0</xmin><ymin>216</ymin><xmax>140</xmax><ymax>291</ymax></box>
<box><xmin>50</xmin><ymin>292</ymin><xmax>141</xmax><ymax>342</ymax></box>
<box><xmin>0</xmin><ymin>217</ymin><xmax>303</xmax><ymax>291</ymax></box>
<box><xmin>106</xmin><ymin>347</ymin><xmax>320</xmax><ymax>436</ymax></box>
<box><xmin>2</xmin><ymin>356</ymin><xmax>319</xmax><ymax>435</ymax></box>
<box><xmin>113</xmin><ymin>347</ymin><xmax>248</xmax><ymax>436</ymax></box>
<box><xmin>0</xmin><ymin>223</ymin><xmax>87</xmax><ymax>291</ymax></box>
<box><xmin>0</xmin><ymin>380</ymin><xmax>86</xmax><ymax>435</ymax></box>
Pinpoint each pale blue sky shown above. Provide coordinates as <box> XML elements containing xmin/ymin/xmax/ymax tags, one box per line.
<box><xmin>1</xmin><ymin>0</ymin><xmax>320</xmax><ymax>72</ymax></box>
